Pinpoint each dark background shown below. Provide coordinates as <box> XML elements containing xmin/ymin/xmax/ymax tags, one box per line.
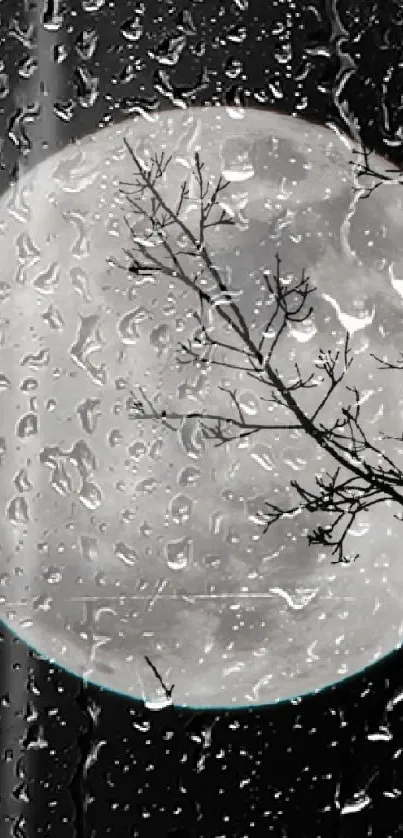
<box><xmin>1</xmin><ymin>0</ymin><xmax>403</xmax><ymax>835</ymax></box>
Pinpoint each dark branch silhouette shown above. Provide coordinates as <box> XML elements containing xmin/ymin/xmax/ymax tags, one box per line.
<box><xmin>116</xmin><ymin>141</ymin><xmax>403</xmax><ymax>565</ymax></box>
<box><xmin>144</xmin><ymin>655</ymin><xmax>175</xmax><ymax>700</ymax></box>
<box><xmin>350</xmin><ymin>144</ymin><xmax>402</xmax><ymax>199</ymax></box>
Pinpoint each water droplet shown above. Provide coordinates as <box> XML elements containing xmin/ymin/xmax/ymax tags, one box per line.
<box><xmin>53</xmin><ymin>150</ymin><xmax>99</xmax><ymax>193</ymax></box>
<box><xmin>226</xmin><ymin>24</ymin><xmax>247</xmax><ymax>43</ymax></box>
<box><xmin>32</xmin><ymin>595</ymin><xmax>53</xmax><ymax>612</ymax></box>
<box><xmin>109</xmin><ymin>429</ymin><xmax>123</xmax><ymax>447</ymax></box>
<box><xmin>32</xmin><ymin>262</ymin><xmax>60</xmax><ymax>294</ymax></box>
<box><xmin>128</xmin><ymin>440</ymin><xmax>147</xmax><ymax>459</ymax></box>
<box><xmin>42</xmin><ymin>304</ymin><xmax>64</xmax><ymax>330</ymax></box>
<box><xmin>16</xmin><ymin>412</ymin><xmax>38</xmax><ymax>438</ymax></box>
<box><xmin>69</xmin><ymin>440</ymin><xmax>97</xmax><ymax>477</ymax></box>
<box><xmin>203</xmin><ymin>554</ymin><xmax>222</xmax><ymax>570</ymax></box>
<box><xmin>21</xmin><ymin>348</ymin><xmax>50</xmax><ymax>369</ymax></box>
<box><xmin>74</xmin><ymin>66</ymin><xmax>99</xmax><ymax>109</ymax></box>
<box><xmin>14</xmin><ymin>469</ymin><xmax>32</xmax><ymax>492</ymax></box>
<box><xmin>51</xmin><ymin>461</ymin><xmax>73</xmax><ymax>496</ymax></box>
<box><xmin>21</xmin><ymin>377</ymin><xmax>38</xmax><ymax>392</ymax></box>
<box><xmin>0</xmin><ymin>373</ymin><xmax>11</xmax><ymax>391</ymax></box>
<box><xmin>349</xmin><ymin>520</ymin><xmax>371</xmax><ymax>537</ymax></box>
<box><xmin>15</xmin><ymin>232</ymin><xmax>40</xmax><ymax>263</ymax></box>
<box><xmin>82</xmin><ymin>0</ymin><xmax>105</xmax><ymax>10</ymax></box>
<box><xmin>149</xmin><ymin>34</ymin><xmax>186</xmax><ymax>66</ymax></box>
<box><xmin>121</xmin><ymin>509</ymin><xmax>135</xmax><ymax>523</ymax></box>
<box><xmin>177</xmin><ymin>373</ymin><xmax>207</xmax><ymax>401</ymax></box>
<box><xmin>250</xmin><ymin>444</ymin><xmax>274</xmax><ymax>471</ymax></box>
<box><xmin>70</xmin><ymin>266</ymin><xmax>91</xmax><ymax>301</ymax></box>
<box><xmin>53</xmin><ymin>98</ymin><xmax>76</xmax><ymax>122</ymax></box>
<box><xmin>169</xmin><ymin>493</ymin><xmax>193</xmax><ymax>524</ymax></box>
<box><xmin>246</xmin><ymin>495</ymin><xmax>268</xmax><ymax>526</ymax></box>
<box><xmin>148</xmin><ymin>437</ymin><xmax>164</xmax><ymax>460</ymax></box>
<box><xmin>178</xmin><ymin>417</ymin><xmax>205</xmax><ymax>459</ymax></box>
<box><xmin>139</xmin><ymin>520</ymin><xmax>152</xmax><ymax>537</ymax></box>
<box><xmin>114</xmin><ymin>541</ymin><xmax>137</xmax><ymax>566</ymax></box>
<box><xmin>281</xmin><ymin>444</ymin><xmax>307</xmax><ymax>472</ymax></box>
<box><xmin>79</xmin><ymin>480</ymin><xmax>102</xmax><ymax>510</ymax></box>
<box><xmin>209</xmin><ymin>511</ymin><xmax>224</xmax><ymax>535</ymax></box>
<box><xmin>288</xmin><ymin>318</ymin><xmax>318</xmax><ymax>343</ymax></box>
<box><xmin>7</xmin><ymin>496</ymin><xmax>29</xmax><ymax>524</ymax></box>
<box><xmin>0</xmin><ymin>318</ymin><xmax>8</xmax><ymax>346</ymax></box>
<box><xmin>78</xmin><ymin>534</ymin><xmax>98</xmax><ymax>562</ymax></box>
<box><xmin>117</xmin><ymin>307</ymin><xmax>149</xmax><ymax>344</ymax></box>
<box><xmin>19</xmin><ymin>54</ymin><xmax>38</xmax><ymax>80</ymax></box>
<box><xmin>225</xmin><ymin>527</ymin><xmax>241</xmax><ymax>544</ymax></box>
<box><xmin>75</xmin><ymin>28</ymin><xmax>98</xmax><ymax>60</ymax></box>
<box><xmin>0</xmin><ymin>282</ymin><xmax>11</xmax><ymax>302</ymax></box>
<box><xmin>238</xmin><ymin>390</ymin><xmax>259</xmax><ymax>416</ymax></box>
<box><xmin>150</xmin><ymin>323</ymin><xmax>170</xmax><ymax>355</ymax></box>
<box><xmin>70</xmin><ymin>314</ymin><xmax>106</xmax><ymax>386</ymax></box>
<box><xmin>144</xmin><ymin>692</ymin><xmax>172</xmax><ymax>711</ymax></box>
<box><xmin>121</xmin><ymin>15</ymin><xmax>143</xmax><ymax>42</ymax></box>
<box><xmin>15</xmin><ymin>264</ymin><xmax>27</xmax><ymax>286</ymax></box>
<box><xmin>165</xmin><ymin>536</ymin><xmax>192</xmax><ymax>570</ymax></box>
<box><xmin>135</xmin><ymin>477</ymin><xmax>157</xmax><ymax>495</ymax></box>
<box><xmin>77</xmin><ymin>398</ymin><xmax>101</xmax><ymax>434</ymax></box>
<box><xmin>178</xmin><ymin>466</ymin><xmax>201</xmax><ymax>487</ymax></box>
<box><xmin>43</xmin><ymin>566</ymin><xmax>63</xmax><ymax>584</ymax></box>
<box><xmin>64</xmin><ymin>210</ymin><xmax>90</xmax><ymax>258</ymax></box>
<box><xmin>0</xmin><ymin>73</ymin><xmax>9</xmax><ymax>99</ymax></box>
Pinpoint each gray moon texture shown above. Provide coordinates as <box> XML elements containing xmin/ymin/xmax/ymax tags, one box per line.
<box><xmin>1</xmin><ymin>105</ymin><xmax>403</xmax><ymax>709</ymax></box>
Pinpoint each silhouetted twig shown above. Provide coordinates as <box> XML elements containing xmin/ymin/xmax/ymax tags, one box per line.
<box><xmin>350</xmin><ymin>145</ymin><xmax>402</xmax><ymax>198</ymax></box>
<box><xmin>117</xmin><ymin>143</ymin><xmax>403</xmax><ymax>564</ymax></box>
<box><xmin>144</xmin><ymin>655</ymin><xmax>175</xmax><ymax>699</ymax></box>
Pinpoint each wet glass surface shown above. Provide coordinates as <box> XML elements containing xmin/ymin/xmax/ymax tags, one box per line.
<box><xmin>1</xmin><ymin>0</ymin><xmax>403</xmax><ymax>835</ymax></box>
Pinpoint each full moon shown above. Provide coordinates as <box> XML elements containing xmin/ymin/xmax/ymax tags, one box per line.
<box><xmin>1</xmin><ymin>106</ymin><xmax>403</xmax><ymax>709</ymax></box>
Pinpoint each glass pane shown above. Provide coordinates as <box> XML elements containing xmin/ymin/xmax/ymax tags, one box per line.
<box><xmin>1</xmin><ymin>0</ymin><xmax>403</xmax><ymax>835</ymax></box>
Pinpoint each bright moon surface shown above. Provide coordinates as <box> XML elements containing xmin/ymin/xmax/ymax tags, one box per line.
<box><xmin>1</xmin><ymin>105</ymin><xmax>403</xmax><ymax>709</ymax></box>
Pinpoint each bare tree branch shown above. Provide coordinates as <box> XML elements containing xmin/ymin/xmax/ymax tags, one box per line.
<box><xmin>350</xmin><ymin>145</ymin><xmax>403</xmax><ymax>198</ymax></box>
<box><xmin>144</xmin><ymin>655</ymin><xmax>174</xmax><ymax>699</ymax></box>
<box><xmin>117</xmin><ymin>144</ymin><xmax>403</xmax><ymax>564</ymax></box>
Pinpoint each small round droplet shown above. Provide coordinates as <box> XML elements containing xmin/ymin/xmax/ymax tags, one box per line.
<box><xmin>17</xmin><ymin>412</ymin><xmax>38</xmax><ymax>438</ymax></box>
<box><xmin>0</xmin><ymin>373</ymin><xmax>11</xmax><ymax>392</ymax></box>
<box><xmin>118</xmin><ymin>307</ymin><xmax>149</xmax><ymax>344</ymax></box>
<box><xmin>21</xmin><ymin>378</ymin><xmax>38</xmax><ymax>392</ymax></box>
<box><xmin>79</xmin><ymin>480</ymin><xmax>102</xmax><ymax>510</ymax></box>
<box><xmin>42</xmin><ymin>566</ymin><xmax>63</xmax><ymax>584</ymax></box>
<box><xmin>42</xmin><ymin>305</ymin><xmax>64</xmax><ymax>330</ymax></box>
<box><xmin>169</xmin><ymin>493</ymin><xmax>193</xmax><ymax>524</ymax></box>
<box><xmin>77</xmin><ymin>398</ymin><xmax>101</xmax><ymax>434</ymax></box>
<box><xmin>14</xmin><ymin>469</ymin><xmax>32</xmax><ymax>492</ymax></box>
<box><xmin>114</xmin><ymin>541</ymin><xmax>137</xmax><ymax>566</ymax></box>
<box><xmin>178</xmin><ymin>466</ymin><xmax>201</xmax><ymax>487</ymax></box>
<box><xmin>165</xmin><ymin>536</ymin><xmax>193</xmax><ymax>570</ymax></box>
<box><xmin>7</xmin><ymin>496</ymin><xmax>29</xmax><ymax>524</ymax></box>
<box><xmin>150</xmin><ymin>323</ymin><xmax>170</xmax><ymax>355</ymax></box>
<box><xmin>109</xmin><ymin>429</ymin><xmax>123</xmax><ymax>447</ymax></box>
<box><xmin>135</xmin><ymin>477</ymin><xmax>157</xmax><ymax>495</ymax></box>
<box><xmin>80</xmin><ymin>535</ymin><xmax>98</xmax><ymax>562</ymax></box>
<box><xmin>178</xmin><ymin>417</ymin><xmax>205</xmax><ymax>460</ymax></box>
<box><xmin>0</xmin><ymin>282</ymin><xmax>11</xmax><ymax>302</ymax></box>
<box><xmin>238</xmin><ymin>390</ymin><xmax>259</xmax><ymax>417</ymax></box>
<box><xmin>33</xmin><ymin>262</ymin><xmax>59</xmax><ymax>294</ymax></box>
<box><xmin>128</xmin><ymin>440</ymin><xmax>147</xmax><ymax>459</ymax></box>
